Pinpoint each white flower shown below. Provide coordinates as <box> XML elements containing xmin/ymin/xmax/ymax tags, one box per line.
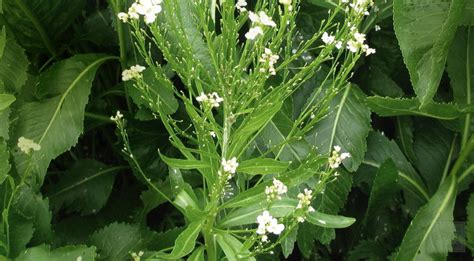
<box><xmin>374</xmin><ymin>25</ymin><xmax>381</xmax><ymax>31</ymax></box>
<box><xmin>279</xmin><ymin>0</ymin><xmax>292</xmax><ymax>5</ymax></box>
<box><xmin>245</xmin><ymin>26</ymin><xmax>264</xmax><ymax>40</ymax></box>
<box><xmin>265</xmin><ymin>178</ymin><xmax>287</xmax><ymax>201</ymax></box>
<box><xmin>256</xmin><ymin>211</ymin><xmax>285</xmax><ymax>240</ymax></box>
<box><xmin>364</xmin><ymin>45</ymin><xmax>376</xmax><ymax>56</ymax></box>
<box><xmin>335</xmin><ymin>41</ymin><xmax>343</xmax><ymax>49</ymax></box>
<box><xmin>297</xmin><ymin>188</ymin><xmax>313</xmax><ymax>209</ymax></box>
<box><xmin>110</xmin><ymin>110</ymin><xmax>124</xmax><ymax>121</ymax></box>
<box><xmin>347</xmin><ymin>40</ymin><xmax>359</xmax><ymax>53</ymax></box>
<box><xmin>117</xmin><ymin>12</ymin><xmax>129</xmax><ymax>22</ymax></box>
<box><xmin>222</xmin><ymin>157</ymin><xmax>239</xmax><ymax>174</ymax></box>
<box><xmin>245</xmin><ymin>11</ymin><xmax>275</xmax><ymax>40</ymax></box>
<box><xmin>236</xmin><ymin>0</ymin><xmax>247</xmax><ymax>12</ymax></box>
<box><xmin>124</xmin><ymin>0</ymin><xmax>162</xmax><ymax>24</ymax></box>
<box><xmin>196</xmin><ymin>92</ymin><xmax>223</xmax><ymax>108</ymax></box>
<box><xmin>210</xmin><ymin>131</ymin><xmax>216</xmax><ymax>137</ymax></box>
<box><xmin>259</xmin><ymin>48</ymin><xmax>279</xmax><ymax>75</ymax></box>
<box><xmin>322</xmin><ymin>32</ymin><xmax>335</xmax><ymax>45</ymax></box>
<box><xmin>122</xmin><ymin>65</ymin><xmax>146</xmax><ymax>81</ymax></box>
<box><xmin>353</xmin><ymin>32</ymin><xmax>366</xmax><ymax>44</ymax></box>
<box><xmin>17</xmin><ymin>137</ymin><xmax>41</xmax><ymax>154</ymax></box>
<box><xmin>329</xmin><ymin>145</ymin><xmax>351</xmax><ymax>169</ymax></box>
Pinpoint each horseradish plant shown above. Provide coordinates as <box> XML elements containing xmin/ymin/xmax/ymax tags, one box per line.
<box><xmin>114</xmin><ymin>0</ymin><xmax>375</xmax><ymax>259</ymax></box>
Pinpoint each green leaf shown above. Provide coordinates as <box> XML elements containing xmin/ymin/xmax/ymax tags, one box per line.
<box><xmin>0</xmin><ymin>94</ymin><xmax>14</xmax><ymax>110</ymax></box>
<box><xmin>90</xmin><ymin>223</ymin><xmax>154</xmax><ymax>261</ymax></box>
<box><xmin>306</xmin><ymin>211</ymin><xmax>355</xmax><ymax>228</ymax></box>
<box><xmin>8</xmin><ymin>185</ymin><xmax>52</xmax><ymax>257</ymax></box>
<box><xmin>466</xmin><ymin>194</ymin><xmax>474</xmax><ymax>251</ymax></box>
<box><xmin>16</xmin><ymin>245</ymin><xmax>96</xmax><ymax>261</ymax></box>
<box><xmin>413</xmin><ymin>119</ymin><xmax>455</xmax><ymax>194</ymax></box>
<box><xmin>160</xmin><ymin>154</ymin><xmax>210</xmax><ymax>170</ymax></box>
<box><xmin>394</xmin><ymin>117</ymin><xmax>417</xmax><ymax>164</ymax></box>
<box><xmin>461</xmin><ymin>1</ymin><xmax>474</xmax><ymax>25</ymax></box>
<box><xmin>395</xmin><ymin>174</ymin><xmax>457</xmax><ymax>260</ymax></box>
<box><xmin>11</xmin><ymin>54</ymin><xmax>113</xmax><ymax>186</ymax></box>
<box><xmin>365</xmin><ymin>159</ymin><xmax>399</xmax><ymax>225</ymax></box>
<box><xmin>153</xmin><ymin>221</ymin><xmax>203</xmax><ymax>259</ymax></box>
<box><xmin>1</xmin><ymin>0</ymin><xmax>86</xmax><ymax>54</ymax></box>
<box><xmin>0</xmin><ymin>37</ymin><xmax>28</xmax><ymax>94</ymax></box>
<box><xmin>367</xmin><ymin>96</ymin><xmax>470</xmax><ymax>120</ymax></box>
<box><xmin>187</xmin><ymin>246</ymin><xmax>205</xmax><ymax>261</ymax></box>
<box><xmin>447</xmin><ymin>26</ymin><xmax>473</xmax><ymax>147</ymax></box>
<box><xmin>281</xmin><ymin>226</ymin><xmax>298</xmax><ymax>258</ymax></box>
<box><xmin>219</xmin><ymin>198</ymin><xmax>297</xmax><ymax>228</ymax></box>
<box><xmin>237</xmin><ymin>158</ymin><xmax>290</xmax><ymax>175</ymax></box>
<box><xmin>46</xmin><ymin>159</ymin><xmax>122</xmax><ymax>216</ymax></box>
<box><xmin>216</xmin><ymin>232</ymin><xmax>255</xmax><ymax>261</ymax></box>
<box><xmin>361</xmin><ymin>132</ymin><xmax>429</xmax><ymax>207</ymax></box>
<box><xmin>0</xmin><ymin>140</ymin><xmax>9</xmax><ymax>184</ymax></box>
<box><xmin>312</xmin><ymin>170</ymin><xmax>352</xmax><ymax>244</ymax></box>
<box><xmin>393</xmin><ymin>0</ymin><xmax>467</xmax><ymax>106</ymax></box>
<box><xmin>306</xmin><ymin>85</ymin><xmax>371</xmax><ymax>172</ymax></box>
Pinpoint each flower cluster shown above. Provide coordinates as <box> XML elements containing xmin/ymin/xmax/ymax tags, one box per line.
<box><xmin>347</xmin><ymin>31</ymin><xmax>374</xmax><ymax>55</ymax></box>
<box><xmin>349</xmin><ymin>0</ymin><xmax>374</xmax><ymax>16</ymax></box>
<box><xmin>110</xmin><ymin>110</ymin><xmax>124</xmax><ymax>122</ymax></box>
<box><xmin>259</xmin><ymin>48</ymin><xmax>279</xmax><ymax>75</ymax></box>
<box><xmin>279</xmin><ymin>0</ymin><xmax>292</xmax><ymax>6</ymax></box>
<box><xmin>122</xmin><ymin>65</ymin><xmax>146</xmax><ymax>81</ymax></box>
<box><xmin>17</xmin><ymin>137</ymin><xmax>41</xmax><ymax>154</ymax></box>
<box><xmin>265</xmin><ymin>178</ymin><xmax>287</xmax><ymax>201</ymax></box>
<box><xmin>196</xmin><ymin>92</ymin><xmax>224</xmax><ymax>108</ymax></box>
<box><xmin>328</xmin><ymin>145</ymin><xmax>351</xmax><ymax>169</ymax></box>
<box><xmin>245</xmin><ymin>11</ymin><xmax>276</xmax><ymax>40</ymax></box>
<box><xmin>118</xmin><ymin>0</ymin><xmax>162</xmax><ymax>24</ymax></box>
<box><xmin>256</xmin><ymin>211</ymin><xmax>285</xmax><ymax>242</ymax></box>
<box><xmin>222</xmin><ymin>157</ymin><xmax>239</xmax><ymax>174</ymax></box>
<box><xmin>296</xmin><ymin>188</ymin><xmax>315</xmax><ymax>222</ymax></box>
<box><xmin>236</xmin><ymin>0</ymin><xmax>247</xmax><ymax>12</ymax></box>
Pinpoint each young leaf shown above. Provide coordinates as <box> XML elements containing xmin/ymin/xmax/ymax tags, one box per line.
<box><xmin>393</xmin><ymin>0</ymin><xmax>467</xmax><ymax>106</ymax></box>
<box><xmin>160</xmin><ymin>154</ymin><xmax>210</xmax><ymax>170</ymax></box>
<box><xmin>216</xmin><ymin>232</ymin><xmax>255</xmax><ymax>261</ymax></box>
<box><xmin>90</xmin><ymin>223</ymin><xmax>154</xmax><ymax>261</ymax></box>
<box><xmin>187</xmin><ymin>246</ymin><xmax>205</xmax><ymax>261</ymax></box>
<box><xmin>11</xmin><ymin>54</ymin><xmax>113</xmax><ymax>185</ymax></box>
<box><xmin>366</xmin><ymin>96</ymin><xmax>470</xmax><ymax>120</ymax></box>
<box><xmin>395</xmin><ymin>174</ymin><xmax>457</xmax><ymax>260</ymax></box>
<box><xmin>237</xmin><ymin>158</ymin><xmax>290</xmax><ymax>175</ymax></box>
<box><xmin>306</xmin><ymin>85</ymin><xmax>371</xmax><ymax>172</ymax></box>
<box><xmin>306</xmin><ymin>211</ymin><xmax>356</xmax><ymax>228</ymax></box>
<box><xmin>153</xmin><ymin>220</ymin><xmax>203</xmax><ymax>259</ymax></box>
<box><xmin>218</xmin><ymin>198</ymin><xmax>297</xmax><ymax>228</ymax></box>
<box><xmin>46</xmin><ymin>159</ymin><xmax>123</xmax><ymax>216</ymax></box>
<box><xmin>16</xmin><ymin>245</ymin><xmax>96</xmax><ymax>261</ymax></box>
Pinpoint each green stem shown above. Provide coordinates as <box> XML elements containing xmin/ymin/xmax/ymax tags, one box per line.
<box><xmin>450</xmin><ymin>134</ymin><xmax>474</xmax><ymax>177</ymax></box>
<box><xmin>85</xmin><ymin>112</ymin><xmax>113</xmax><ymax>123</ymax></box>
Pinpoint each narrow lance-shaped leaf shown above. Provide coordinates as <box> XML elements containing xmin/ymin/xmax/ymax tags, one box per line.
<box><xmin>11</xmin><ymin>54</ymin><xmax>114</xmax><ymax>186</ymax></box>
<box><xmin>306</xmin><ymin>84</ymin><xmax>371</xmax><ymax>172</ymax></box>
<box><xmin>306</xmin><ymin>211</ymin><xmax>356</xmax><ymax>229</ymax></box>
<box><xmin>237</xmin><ymin>158</ymin><xmax>290</xmax><ymax>175</ymax></box>
<box><xmin>216</xmin><ymin>232</ymin><xmax>255</xmax><ymax>261</ymax></box>
<box><xmin>393</xmin><ymin>0</ymin><xmax>467</xmax><ymax>106</ymax></box>
<box><xmin>395</xmin><ymin>174</ymin><xmax>457</xmax><ymax>260</ymax></box>
<box><xmin>153</xmin><ymin>220</ymin><xmax>203</xmax><ymax>259</ymax></box>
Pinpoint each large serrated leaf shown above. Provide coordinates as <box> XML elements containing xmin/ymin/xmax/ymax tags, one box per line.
<box><xmin>306</xmin><ymin>85</ymin><xmax>371</xmax><ymax>172</ymax></box>
<box><xmin>90</xmin><ymin>223</ymin><xmax>154</xmax><ymax>261</ymax></box>
<box><xmin>0</xmin><ymin>34</ymin><xmax>28</xmax><ymax>94</ymax></box>
<box><xmin>46</xmin><ymin>159</ymin><xmax>123</xmax><ymax>216</ymax></box>
<box><xmin>0</xmin><ymin>0</ymin><xmax>85</xmax><ymax>54</ymax></box>
<box><xmin>16</xmin><ymin>244</ymin><xmax>96</xmax><ymax>261</ymax></box>
<box><xmin>393</xmin><ymin>0</ymin><xmax>467</xmax><ymax>106</ymax></box>
<box><xmin>366</xmin><ymin>96</ymin><xmax>470</xmax><ymax>120</ymax></box>
<box><xmin>10</xmin><ymin>54</ymin><xmax>113</xmax><ymax>186</ymax></box>
<box><xmin>395</xmin><ymin>174</ymin><xmax>457</xmax><ymax>260</ymax></box>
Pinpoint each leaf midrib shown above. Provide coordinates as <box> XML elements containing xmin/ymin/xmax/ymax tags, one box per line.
<box><xmin>328</xmin><ymin>86</ymin><xmax>351</xmax><ymax>153</ymax></box>
<box><xmin>38</xmin><ymin>57</ymin><xmax>114</xmax><ymax>145</ymax></box>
